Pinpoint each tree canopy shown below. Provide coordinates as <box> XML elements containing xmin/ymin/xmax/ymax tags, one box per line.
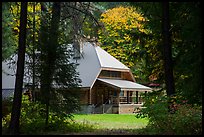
<box><xmin>98</xmin><ymin>6</ymin><xmax>153</xmax><ymax>83</ymax></box>
<box><xmin>2</xmin><ymin>2</ymin><xmax>202</xmax><ymax>135</ymax></box>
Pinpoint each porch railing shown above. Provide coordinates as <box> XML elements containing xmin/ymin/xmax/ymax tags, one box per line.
<box><xmin>111</xmin><ymin>96</ymin><xmax>144</xmax><ymax>104</ymax></box>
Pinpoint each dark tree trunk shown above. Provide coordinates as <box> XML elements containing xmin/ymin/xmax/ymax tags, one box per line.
<box><xmin>8</xmin><ymin>2</ymin><xmax>28</xmax><ymax>135</ymax></box>
<box><xmin>162</xmin><ymin>2</ymin><xmax>175</xmax><ymax>96</ymax></box>
<box><xmin>32</xmin><ymin>2</ymin><xmax>36</xmax><ymax>102</ymax></box>
<box><xmin>38</xmin><ymin>2</ymin><xmax>50</xmax><ymax>127</ymax></box>
<box><xmin>44</xmin><ymin>2</ymin><xmax>61</xmax><ymax>127</ymax></box>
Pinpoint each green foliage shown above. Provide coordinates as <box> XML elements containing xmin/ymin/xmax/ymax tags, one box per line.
<box><xmin>2</xmin><ymin>95</ymin><xmax>95</xmax><ymax>135</ymax></box>
<box><xmin>2</xmin><ymin>96</ymin><xmax>45</xmax><ymax>134</ymax></box>
<box><xmin>48</xmin><ymin>89</ymin><xmax>81</xmax><ymax>119</ymax></box>
<box><xmin>2</xmin><ymin>2</ymin><xmax>42</xmax><ymax>61</ymax></box>
<box><xmin>2</xmin><ymin>2</ymin><xmax>17</xmax><ymax>61</ymax></box>
<box><xmin>98</xmin><ymin>6</ymin><xmax>153</xmax><ymax>83</ymax></box>
<box><xmin>96</xmin><ymin>2</ymin><xmax>130</xmax><ymax>10</ymax></box>
<box><xmin>19</xmin><ymin>96</ymin><xmax>47</xmax><ymax>134</ymax></box>
<box><xmin>2</xmin><ymin>113</ymin><xmax>12</xmax><ymax>133</ymax></box>
<box><xmin>137</xmin><ymin>91</ymin><xmax>202</xmax><ymax>135</ymax></box>
<box><xmin>171</xmin><ymin>2</ymin><xmax>202</xmax><ymax>105</ymax></box>
<box><xmin>129</xmin><ymin>2</ymin><xmax>164</xmax><ymax>84</ymax></box>
<box><xmin>171</xmin><ymin>104</ymin><xmax>202</xmax><ymax>135</ymax></box>
<box><xmin>2</xmin><ymin>98</ymin><xmax>13</xmax><ymax>118</ymax></box>
<box><xmin>36</xmin><ymin>2</ymin><xmax>82</xmax><ymax>126</ymax></box>
<box><xmin>38</xmin><ymin>39</ymin><xmax>82</xmax><ymax>121</ymax></box>
<box><xmin>132</xmin><ymin>2</ymin><xmax>202</xmax><ymax>104</ymax></box>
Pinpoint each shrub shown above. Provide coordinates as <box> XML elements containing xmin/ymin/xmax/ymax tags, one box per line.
<box><xmin>137</xmin><ymin>91</ymin><xmax>202</xmax><ymax>135</ymax></box>
<box><xmin>2</xmin><ymin>98</ymin><xmax>12</xmax><ymax>118</ymax></box>
<box><xmin>171</xmin><ymin>104</ymin><xmax>202</xmax><ymax>135</ymax></box>
<box><xmin>2</xmin><ymin>95</ymin><xmax>96</xmax><ymax>135</ymax></box>
<box><xmin>2</xmin><ymin>113</ymin><xmax>11</xmax><ymax>134</ymax></box>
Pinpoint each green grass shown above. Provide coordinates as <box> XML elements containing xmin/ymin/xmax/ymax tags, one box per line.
<box><xmin>72</xmin><ymin>114</ymin><xmax>149</xmax><ymax>130</ymax></box>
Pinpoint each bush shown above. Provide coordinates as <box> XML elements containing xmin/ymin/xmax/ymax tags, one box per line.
<box><xmin>138</xmin><ymin>91</ymin><xmax>202</xmax><ymax>135</ymax></box>
<box><xmin>2</xmin><ymin>95</ymin><xmax>96</xmax><ymax>135</ymax></box>
<box><xmin>2</xmin><ymin>113</ymin><xmax>11</xmax><ymax>134</ymax></box>
<box><xmin>2</xmin><ymin>98</ymin><xmax>12</xmax><ymax>118</ymax></box>
<box><xmin>171</xmin><ymin>104</ymin><xmax>202</xmax><ymax>135</ymax></box>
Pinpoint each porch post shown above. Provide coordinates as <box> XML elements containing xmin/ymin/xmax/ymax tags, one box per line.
<box><xmin>117</xmin><ymin>90</ymin><xmax>120</xmax><ymax>105</ymax></box>
<box><xmin>127</xmin><ymin>91</ymin><xmax>129</xmax><ymax>104</ymax></box>
<box><xmin>139</xmin><ymin>93</ymin><xmax>141</xmax><ymax>103</ymax></box>
<box><xmin>136</xmin><ymin>91</ymin><xmax>138</xmax><ymax>104</ymax></box>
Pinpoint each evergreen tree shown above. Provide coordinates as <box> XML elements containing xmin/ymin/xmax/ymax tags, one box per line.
<box><xmin>8</xmin><ymin>2</ymin><xmax>28</xmax><ymax>135</ymax></box>
<box><xmin>2</xmin><ymin>2</ymin><xmax>17</xmax><ymax>61</ymax></box>
<box><xmin>38</xmin><ymin>2</ymin><xmax>81</xmax><ymax>126</ymax></box>
<box><xmin>132</xmin><ymin>2</ymin><xmax>202</xmax><ymax>104</ymax></box>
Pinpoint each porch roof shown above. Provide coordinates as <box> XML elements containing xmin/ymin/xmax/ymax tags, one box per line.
<box><xmin>97</xmin><ymin>78</ymin><xmax>152</xmax><ymax>91</ymax></box>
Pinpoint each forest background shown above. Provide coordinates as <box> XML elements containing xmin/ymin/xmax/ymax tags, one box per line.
<box><xmin>2</xmin><ymin>2</ymin><xmax>202</xmax><ymax>135</ymax></box>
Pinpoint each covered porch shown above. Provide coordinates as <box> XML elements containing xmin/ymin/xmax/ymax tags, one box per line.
<box><xmin>91</xmin><ymin>78</ymin><xmax>152</xmax><ymax>114</ymax></box>
<box><xmin>111</xmin><ymin>91</ymin><xmax>147</xmax><ymax>105</ymax></box>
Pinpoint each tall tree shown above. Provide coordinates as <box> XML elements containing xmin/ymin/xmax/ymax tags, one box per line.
<box><xmin>162</xmin><ymin>2</ymin><xmax>175</xmax><ymax>96</ymax></box>
<box><xmin>171</xmin><ymin>2</ymin><xmax>202</xmax><ymax>104</ymax></box>
<box><xmin>130</xmin><ymin>2</ymin><xmax>177</xmax><ymax>94</ymax></box>
<box><xmin>31</xmin><ymin>2</ymin><xmax>36</xmax><ymax>101</ymax></box>
<box><xmin>8</xmin><ymin>2</ymin><xmax>28</xmax><ymax>135</ymax></box>
<box><xmin>38</xmin><ymin>2</ymin><xmax>82</xmax><ymax>127</ymax></box>
<box><xmin>39</xmin><ymin>2</ymin><xmax>61</xmax><ymax>126</ymax></box>
<box><xmin>129</xmin><ymin>2</ymin><xmax>201</xmax><ymax>104</ymax></box>
<box><xmin>98</xmin><ymin>6</ymin><xmax>151</xmax><ymax>83</ymax></box>
<box><xmin>2</xmin><ymin>2</ymin><xmax>18</xmax><ymax>61</ymax></box>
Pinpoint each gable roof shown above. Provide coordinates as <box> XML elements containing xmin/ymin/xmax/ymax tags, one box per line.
<box><xmin>70</xmin><ymin>42</ymin><xmax>101</xmax><ymax>88</ymax></box>
<box><xmin>95</xmin><ymin>46</ymin><xmax>129</xmax><ymax>70</ymax></box>
<box><xmin>70</xmin><ymin>42</ymin><xmax>131</xmax><ymax>89</ymax></box>
<box><xmin>2</xmin><ymin>42</ymin><xmax>146</xmax><ymax>91</ymax></box>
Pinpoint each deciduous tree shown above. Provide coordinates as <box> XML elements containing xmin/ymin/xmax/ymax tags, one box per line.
<box><xmin>98</xmin><ymin>6</ymin><xmax>151</xmax><ymax>82</ymax></box>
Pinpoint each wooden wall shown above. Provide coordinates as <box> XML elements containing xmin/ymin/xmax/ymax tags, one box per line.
<box><xmin>79</xmin><ymin>90</ymin><xmax>89</xmax><ymax>105</ymax></box>
<box><xmin>91</xmin><ymin>80</ymin><xmax>118</xmax><ymax>105</ymax></box>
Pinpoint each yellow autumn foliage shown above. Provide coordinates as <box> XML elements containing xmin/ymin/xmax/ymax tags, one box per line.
<box><xmin>98</xmin><ymin>6</ymin><xmax>150</xmax><ymax>68</ymax></box>
<box><xmin>10</xmin><ymin>2</ymin><xmax>41</xmax><ymax>36</ymax></box>
<box><xmin>100</xmin><ymin>6</ymin><xmax>148</xmax><ymax>34</ymax></box>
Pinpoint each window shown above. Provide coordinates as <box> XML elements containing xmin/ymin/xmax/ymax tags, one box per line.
<box><xmin>113</xmin><ymin>91</ymin><xmax>117</xmax><ymax>96</ymax></box>
<box><xmin>119</xmin><ymin>91</ymin><xmax>124</xmax><ymax>96</ymax></box>
<box><xmin>100</xmin><ymin>70</ymin><xmax>121</xmax><ymax>78</ymax></box>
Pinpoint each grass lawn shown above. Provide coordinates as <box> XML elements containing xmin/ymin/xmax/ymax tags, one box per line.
<box><xmin>73</xmin><ymin>114</ymin><xmax>149</xmax><ymax>130</ymax></box>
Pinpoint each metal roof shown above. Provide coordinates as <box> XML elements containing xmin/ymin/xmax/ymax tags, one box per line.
<box><xmin>97</xmin><ymin>78</ymin><xmax>152</xmax><ymax>91</ymax></box>
<box><xmin>2</xmin><ymin>54</ymin><xmax>32</xmax><ymax>89</ymax></box>
<box><xmin>70</xmin><ymin>42</ymin><xmax>101</xmax><ymax>88</ymax></box>
<box><xmin>2</xmin><ymin>42</ymin><xmax>150</xmax><ymax>91</ymax></box>
<box><xmin>70</xmin><ymin>42</ymin><xmax>130</xmax><ymax>88</ymax></box>
<box><xmin>95</xmin><ymin>45</ymin><xmax>129</xmax><ymax>70</ymax></box>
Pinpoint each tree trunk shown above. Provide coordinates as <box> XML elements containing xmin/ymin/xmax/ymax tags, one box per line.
<box><xmin>38</xmin><ymin>2</ymin><xmax>50</xmax><ymax>127</ymax></box>
<box><xmin>8</xmin><ymin>2</ymin><xmax>28</xmax><ymax>135</ymax></box>
<box><xmin>32</xmin><ymin>2</ymin><xmax>36</xmax><ymax>102</ymax></box>
<box><xmin>44</xmin><ymin>2</ymin><xmax>61</xmax><ymax>127</ymax></box>
<box><xmin>162</xmin><ymin>2</ymin><xmax>175</xmax><ymax>96</ymax></box>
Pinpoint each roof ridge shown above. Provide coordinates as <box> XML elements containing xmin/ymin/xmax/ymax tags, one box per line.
<box><xmin>94</xmin><ymin>45</ymin><xmax>129</xmax><ymax>70</ymax></box>
<box><xmin>92</xmin><ymin>43</ymin><xmax>102</xmax><ymax>68</ymax></box>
